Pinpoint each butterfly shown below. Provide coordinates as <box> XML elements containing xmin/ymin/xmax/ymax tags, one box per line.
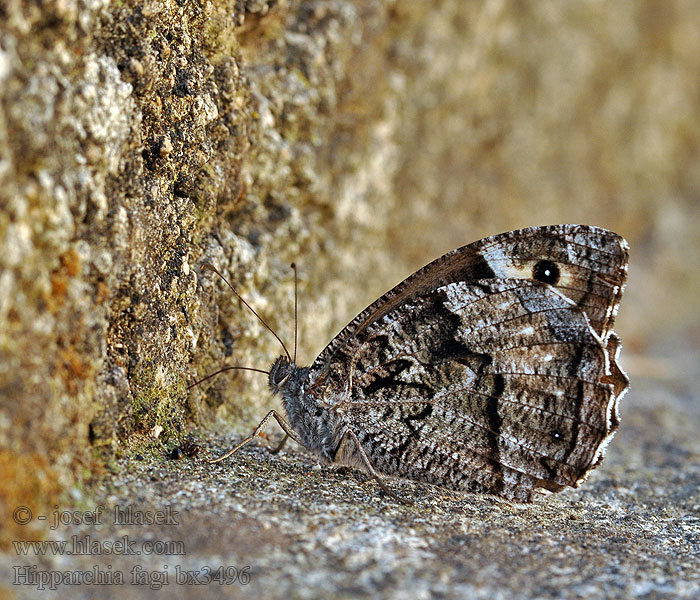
<box><xmin>199</xmin><ymin>224</ymin><xmax>630</xmax><ymax>502</ymax></box>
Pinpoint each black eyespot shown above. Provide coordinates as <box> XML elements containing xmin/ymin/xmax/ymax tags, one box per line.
<box><xmin>550</xmin><ymin>430</ymin><xmax>563</xmax><ymax>441</ymax></box>
<box><xmin>533</xmin><ymin>260</ymin><xmax>560</xmax><ymax>285</ymax></box>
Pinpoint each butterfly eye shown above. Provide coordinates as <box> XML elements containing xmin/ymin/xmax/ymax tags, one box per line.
<box><xmin>532</xmin><ymin>260</ymin><xmax>560</xmax><ymax>285</ymax></box>
<box><xmin>270</xmin><ymin>358</ymin><xmax>291</xmax><ymax>386</ymax></box>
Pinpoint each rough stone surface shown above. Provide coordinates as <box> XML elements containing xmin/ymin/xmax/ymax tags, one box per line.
<box><xmin>0</xmin><ymin>362</ymin><xmax>698</xmax><ymax>599</ymax></box>
<box><xmin>1</xmin><ymin>0</ymin><xmax>699</xmax><ymax>597</ymax></box>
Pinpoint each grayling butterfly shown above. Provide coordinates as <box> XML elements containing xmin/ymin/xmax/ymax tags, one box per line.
<box><xmin>195</xmin><ymin>224</ymin><xmax>629</xmax><ymax>502</ymax></box>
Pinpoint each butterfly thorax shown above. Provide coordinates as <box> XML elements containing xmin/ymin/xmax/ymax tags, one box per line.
<box><xmin>268</xmin><ymin>356</ymin><xmax>342</xmax><ymax>462</ymax></box>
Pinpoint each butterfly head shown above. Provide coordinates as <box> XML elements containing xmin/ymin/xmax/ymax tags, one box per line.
<box><xmin>269</xmin><ymin>355</ymin><xmax>294</xmax><ymax>392</ymax></box>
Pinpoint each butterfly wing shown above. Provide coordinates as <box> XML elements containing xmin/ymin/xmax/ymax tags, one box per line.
<box><xmin>308</xmin><ymin>225</ymin><xmax>629</xmax><ymax>501</ymax></box>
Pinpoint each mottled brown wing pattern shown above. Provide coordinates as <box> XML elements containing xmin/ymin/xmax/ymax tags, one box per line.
<box><xmin>475</xmin><ymin>226</ymin><xmax>627</xmax><ymax>339</ymax></box>
<box><xmin>308</xmin><ymin>225</ymin><xmax>629</xmax><ymax>501</ymax></box>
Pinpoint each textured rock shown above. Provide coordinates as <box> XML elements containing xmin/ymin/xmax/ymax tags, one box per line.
<box><xmin>0</xmin><ymin>366</ymin><xmax>698</xmax><ymax>599</ymax></box>
<box><xmin>1</xmin><ymin>0</ymin><xmax>699</xmax><ymax>597</ymax></box>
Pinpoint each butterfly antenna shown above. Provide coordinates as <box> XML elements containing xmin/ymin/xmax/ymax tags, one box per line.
<box><xmin>187</xmin><ymin>366</ymin><xmax>271</xmax><ymax>390</ymax></box>
<box><xmin>200</xmin><ymin>263</ymin><xmax>292</xmax><ymax>362</ymax></box>
<box><xmin>291</xmin><ymin>262</ymin><xmax>298</xmax><ymax>364</ymax></box>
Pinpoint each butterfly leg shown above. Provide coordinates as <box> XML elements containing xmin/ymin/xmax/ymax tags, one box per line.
<box><xmin>270</xmin><ymin>434</ymin><xmax>289</xmax><ymax>454</ymax></box>
<box><xmin>338</xmin><ymin>427</ymin><xmax>406</xmax><ymax>504</ymax></box>
<box><xmin>208</xmin><ymin>410</ymin><xmax>302</xmax><ymax>464</ymax></box>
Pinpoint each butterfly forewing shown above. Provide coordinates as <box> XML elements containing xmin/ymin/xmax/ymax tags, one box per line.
<box><xmin>307</xmin><ymin>225</ymin><xmax>629</xmax><ymax>501</ymax></box>
<box><xmin>475</xmin><ymin>225</ymin><xmax>628</xmax><ymax>338</ymax></box>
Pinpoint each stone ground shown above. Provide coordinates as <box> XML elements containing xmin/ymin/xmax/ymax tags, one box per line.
<box><xmin>1</xmin><ymin>345</ymin><xmax>698</xmax><ymax>599</ymax></box>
